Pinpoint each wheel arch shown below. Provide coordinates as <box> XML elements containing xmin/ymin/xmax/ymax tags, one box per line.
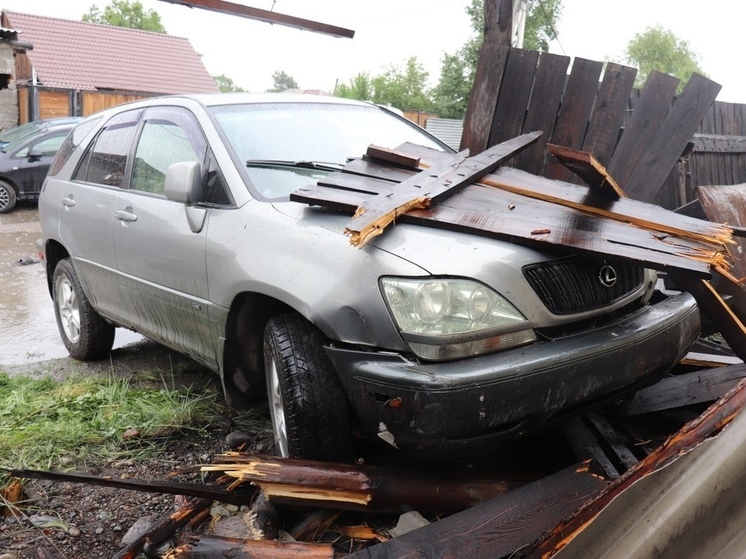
<box><xmin>43</xmin><ymin>239</ymin><xmax>70</xmax><ymax>298</ymax></box>
<box><xmin>220</xmin><ymin>291</ymin><xmax>297</xmax><ymax>409</ymax></box>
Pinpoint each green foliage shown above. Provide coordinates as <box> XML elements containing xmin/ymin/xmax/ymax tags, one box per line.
<box><xmin>268</xmin><ymin>70</ymin><xmax>299</xmax><ymax>92</ymax></box>
<box><xmin>370</xmin><ymin>57</ymin><xmax>432</xmax><ymax>112</ymax></box>
<box><xmin>0</xmin><ymin>372</ymin><xmax>224</xmax><ymax>470</ymax></box>
<box><xmin>624</xmin><ymin>25</ymin><xmax>705</xmax><ymax>94</ymax></box>
<box><xmin>335</xmin><ymin>73</ymin><xmax>374</xmax><ymax>101</ymax></box>
<box><xmin>214</xmin><ymin>74</ymin><xmax>246</xmax><ymax>93</ymax></box>
<box><xmin>431</xmin><ymin>0</ymin><xmax>563</xmax><ymax>120</ymax></box>
<box><xmin>82</xmin><ymin>0</ymin><xmax>166</xmax><ymax>33</ymax></box>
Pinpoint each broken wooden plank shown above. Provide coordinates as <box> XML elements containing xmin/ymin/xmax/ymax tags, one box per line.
<box><xmin>345</xmin><ymin>463</ymin><xmax>607</xmax><ymax>559</ymax></box>
<box><xmin>344</xmin><ymin>132</ymin><xmax>542</xmax><ymax>247</ymax></box>
<box><xmin>202</xmin><ymin>452</ymin><xmax>526</xmax><ymax>514</ymax></box>
<box><xmin>525</xmin><ymin>376</ymin><xmax>746</xmax><ymax>558</ymax></box>
<box><xmin>170</xmin><ymin>535</ymin><xmax>337</xmax><ymax>558</ymax></box>
<box><xmin>680</xmin><ymin>352</ymin><xmax>743</xmax><ymax>367</ymax></box>
<box><xmin>585</xmin><ymin>414</ymin><xmax>640</xmax><ymax>473</ymax></box>
<box><xmin>364</xmin><ymin>145</ymin><xmax>421</xmax><ymax>169</ymax></box>
<box><xmin>562</xmin><ymin>417</ymin><xmax>622</xmax><ymax>480</ymax></box>
<box><xmin>624</xmin><ymin>73</ymin><xmax>722</xmax><ymax>202</ymax></box>
<box><xmin>606</xmin><ymin>71</ymin><xmax>680</xmax><ymax>191</ymax></box>
<box><xmin>547</xmin><ymin>144</ymin><xmax>626</xmax><ymax>199</ymax></box>
<box><xmin>618</xmin><ymin>363</ymin><xmax>746</xmax><ymax>416</ymax></box>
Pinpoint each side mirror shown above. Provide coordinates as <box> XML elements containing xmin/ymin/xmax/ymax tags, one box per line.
<box><xmin>164</xmin><ymin>161</ymin><xmax>202</xmax><ymax>204</ymax></box>
<box><xmin>28</xmin><ymin>149</ymin><xmax>42</xmax><ymax>160</ymax></box>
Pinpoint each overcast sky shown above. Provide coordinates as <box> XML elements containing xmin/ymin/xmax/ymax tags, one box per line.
<box><xmin>1</xmin><ymin>0</ymin><xmax>745</xmax><ymax>102</ymax></box>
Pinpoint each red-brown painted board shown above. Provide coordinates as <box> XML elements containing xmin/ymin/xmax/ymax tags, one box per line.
<box><xmin>543</xmin><ymin>58</ymin><xmax>604</xmax><ymax>182</ymax></box>
<box><xmin>624</xmin><ymin>73</ymin><xmax>722</xmax><ymax>202</ymax></box>
<box><xmin>606</xmin><ymin>71</ymin><xmax>679</xmax><ymax>190</ymax></box>
<box><xmin>487</xmin><ymin>48</ymin><xmax>540</xmax><ymax>146</ymax></box>
<box><xmin>582</xmin><ymin>63</ymin><xmax>638</xmax><ymax>166</ymax></box>
<box><xmin>514</xmin><ymin>52</ymin><xmax>571</xmax><ymax>176</ymax></box>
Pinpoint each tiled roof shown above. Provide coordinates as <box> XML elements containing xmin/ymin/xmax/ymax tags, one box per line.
<box><xmin>3</xmin><ymin>11</ymin><xmax>219</xmax><ymax>94</ymax></box>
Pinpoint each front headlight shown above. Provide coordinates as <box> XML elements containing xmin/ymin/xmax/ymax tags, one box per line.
<box><xmin>380</xmin><ymin>277</ymin><xmax>537</xmax><ymax>361</ymax></box>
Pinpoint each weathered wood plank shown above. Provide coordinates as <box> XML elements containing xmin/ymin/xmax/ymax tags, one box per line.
<box><xmin>562</xmin><ymin>417</ymin><xmax>622</xmax><ymax>480</ymax></box>
<box><xmin>488</xmin><ymin>48</ymin><xmax>540</xmax><ymax>145</ymax></box>
<box><xmin>582</xmin><ymin>63</ymin><xmax>638</xmax><ymax>166</ymax></box>
<box><xmin>346</xmin><ymin>464</ymin><xmax>607</xmax><ymax>559</ymax></box>
<box><xmin>624</xmin><ymin>73</ymin><xmax>722</xmax><ymax>201</ymax></box>
<box><xmin>171</xmin><ymin>536</ymin><xmax>337</xmax><ymax>558</ymax></box>
<box><xmin>514</xmin><ymin>51</ymin><xmax>571</xmax><ymax>175</ymax></box>
<box><xmin>693</xmin><ymin>134</ymin><xmax>746</xmax><ymax>153</ymax></box>
<box><xmin>543</xmin><ymin>57</ymin><xmax>604</xmax><ymax>183</ymax></box>
<box><xmin>344</xmin><ymin>132</ymin><xmax>541</xmax><ymax>246</ymax></box>
<box><xmin>365</xmin><ymin>144</ymin><xmax>420</xmax><ymax>168</ymax></box>
<box><xmin>461</xmin><ymin>41</ymin><xmax>511</xmax><ymax>153</ymax></box>
<box><xmin>607</xmin><ymin>71</ymin><xmax>679</xmax><ymax>190</ymax></box>
<box><xmin>546</xmin><ymin>144</ymin><xmax>626</xmax><ymax>199</ymax></box>
<box><xmin>618</xmin><ymin>363</ymin><xmax>746</xmax><ymax>416</ymax></box>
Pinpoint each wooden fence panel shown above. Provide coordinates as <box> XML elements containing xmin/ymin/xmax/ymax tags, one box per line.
<box><xmin>38</xmin><ymin>90</ymin><xmax>71</xmax><ymax>119</ymax></box>
<box><xmin>81</xmin><ymin>91</ymin><xmax>151</xmax><ymax>116</ymax></box>
<box><xmin>542</xmin><ymin>58</ymin><xmax>603</xmax><ymax>182</ymax></box>
<box><xmin>581</xmin><ymin>63</ymin><xmax>637</xmax><ymax>166</ymax></box>
<box><xmin>606</xmin><ymin>72</ymin><xmax>679</xmax><ymax>191</ymax></box>
<box><xmin>488</xmin><ymin>48</ymin><xmax>539</xmax><ymax>147</ymax></box>
<box><xmin>17</xmin><ymin>87</ymin><xmax>28</xmax><ymax>124</ymax></box>
<box><xmin>514</xmin><ymin>52</ymin><xmax>570</xmax><ymax>176</ymax></box>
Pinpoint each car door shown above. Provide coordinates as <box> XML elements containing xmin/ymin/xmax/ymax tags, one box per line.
<box><xmin>111</xmin><ymin>106</ymin><xmax>215</xmax><ymax>365</ymax></box>
<box><xmin>8</xmin><ymin>129</ymin><xmax>70</xmax><ymax>197</ymax></box>
<box><xmin>58</xmin><ymin>110</ymin><xmax>144</xmax><ymax>319</ymax></box>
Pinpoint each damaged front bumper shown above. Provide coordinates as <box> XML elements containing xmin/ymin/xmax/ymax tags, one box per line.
<box><xmin>326</xmin><ymin>292</ymin><xmax>700</xmax><ymax>453</ymax></box>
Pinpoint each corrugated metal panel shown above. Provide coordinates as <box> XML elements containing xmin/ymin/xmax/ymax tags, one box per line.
<box><xmin>552</xmin><ymin>405</ymin><xmax>746</xmax><ymax>559</ymax></box>
<box><xmin>425</xmin><ymin>118</ymin><xmax>463</xmax><ymax>150</ymax></box>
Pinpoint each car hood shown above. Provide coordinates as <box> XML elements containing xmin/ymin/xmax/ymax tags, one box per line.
<box><xmin>271</xmin><ymin>200</ymin><xmax>601</xmax><ymax>327</ymax></box>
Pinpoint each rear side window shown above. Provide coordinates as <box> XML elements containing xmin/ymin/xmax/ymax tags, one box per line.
<box><xmin>73</xmin><ymin>109</ymin><xmax>143</xmax><ymax>187</ymax></box>
<box><xmin>48</xmin><ymin>118</ymin><xmax>102</xmax><ymax>177</ymax></box>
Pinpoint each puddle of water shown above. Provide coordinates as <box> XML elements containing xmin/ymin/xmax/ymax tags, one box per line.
<box><xmin>0</xmin><ymin>206</ymin><xmax>142</xmax><ymax>367</ymax></box>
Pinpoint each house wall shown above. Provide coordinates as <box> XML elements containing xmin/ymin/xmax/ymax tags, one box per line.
<box><xmin>0</xmin><ymin>41</ymin><xmax>18</xmax><ymax>131</ymax></box>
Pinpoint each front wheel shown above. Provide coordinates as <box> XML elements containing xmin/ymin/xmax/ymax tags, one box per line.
<box><xmin>53</xmin><ymin>258</ymin><xmax>115</xmax><ymax>360</ymax></box>
<box><xmin>0</xmin><ymin>181</ymin><xmax>17</xmax><ymax>213</ymax></box>
<box><xmin>263</xmin><ymin>313</ymin><xmax>354</xmax><ymax>461</ymax></box>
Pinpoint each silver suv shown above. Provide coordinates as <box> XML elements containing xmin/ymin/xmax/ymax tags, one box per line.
<box><xmin>39</xmin><ymin>94</ymin><xmax>700</xmax><ymax>459</ymax></box>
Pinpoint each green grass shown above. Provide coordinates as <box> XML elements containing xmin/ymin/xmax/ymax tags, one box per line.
<box><xmin>0</xmin><ymin>371</ymin><xmax>229</xmax><ymax>470</ymax></box>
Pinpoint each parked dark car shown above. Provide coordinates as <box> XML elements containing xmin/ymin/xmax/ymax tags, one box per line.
<box><xmin>0</xmin><ymin>121</ymin><xmax>77</xmax><ymax>213</ymax></box>
<box><xmin>39</xmin><ymin>94</ymin><xmax>700</xmax><ymax>460</ymax></box>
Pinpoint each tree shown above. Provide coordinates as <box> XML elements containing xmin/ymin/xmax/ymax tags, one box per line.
<box><xmin>335</xmin><ymin>73</ymin><xmax>374</xmax><ymax>101</ymax></box>
<box><xmin>624</xmin><ymin>25</ymin><xmax>705</xmax><ymax>94</ymax></box>
<box><xmin>268</xmin><ymin>70</ymin><xmax>298</xmax><ymax>92</ymax></box>
<box><xmin>370</xmin><ymin>57</ymin><xmax>432</xmax><ymax>112</ymax></box>
<box><xmin>214</xmin><ymin>74</ymin><xmax>246</xmax><ymax>93</ymax></box>
<box><xmin>82</xmin><ymin>0</ymin><xmax>166</xmax><ymax>33</ymax></box>
<box><xmin>431</xmin><ymin>0</ymin><xmax>563</xmax><ymax>120</ymax></box>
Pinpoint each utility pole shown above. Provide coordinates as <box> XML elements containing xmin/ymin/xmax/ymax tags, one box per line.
<box><xmin>512</xmin><ymin>0</ymin><xmax>528</xmax><ymax>48</ymax></box>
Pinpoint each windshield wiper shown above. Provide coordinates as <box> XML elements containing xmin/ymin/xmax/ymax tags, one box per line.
<box><xmin>245</xmin><ymin>159</ymin><xmax>343</xmax><ymax>171</ymax></box>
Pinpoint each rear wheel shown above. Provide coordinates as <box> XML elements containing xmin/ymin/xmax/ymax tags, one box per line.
<box><xmin>0</xmin><ymin>181</ymin><xmax>17</xmax><ymax>213</ymax></box>
<box><xmin>263</xmin><ymin>313</ymin><xmax>354</xmax><ymax>461</ymax></box>
<box><xmin>53</xmin><ymin>258</ymin><xmax>115</xmax><ymax>360</ymax></box>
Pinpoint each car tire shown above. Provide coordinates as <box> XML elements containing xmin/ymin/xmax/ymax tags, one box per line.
<box><xmin>0</xmin><ymin>180</ymin><xmax>17</xmax><ymax>213</ymax></box>
<box><xmin>264</xmin><ymin>313</ymin><xmax>354</xmax><ymax>461</ymax></box>
<box><xmin>53</xmin><ymin>258</ymin><xmax>115</xmax><ymax>360</ymax></box>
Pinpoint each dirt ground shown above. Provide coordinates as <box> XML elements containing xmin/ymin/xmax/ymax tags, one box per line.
<box><xmin>0</xmin><ymin>341</ymin><xmax>272</xmax><ymax>559</ymax></box>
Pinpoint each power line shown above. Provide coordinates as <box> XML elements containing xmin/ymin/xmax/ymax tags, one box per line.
<box><xmin>537</xmin><ymin>0</ymin><xmax>565</xmax><ymax>55</ymax></box>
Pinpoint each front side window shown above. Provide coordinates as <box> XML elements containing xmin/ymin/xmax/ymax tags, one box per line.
<box><xmin>73</xmin><ymin>109</ymin><xmax>143</xmax><ymax>187</ymax></box>
<box><xmin>16</xmin><ymin>132</ymin><xmax>68</xmax><ymax>158</ymax></box>
<box><xmin>130</xmin><ymin>107</ymin><xmax>207</xmax><ymax>195</ymax></box>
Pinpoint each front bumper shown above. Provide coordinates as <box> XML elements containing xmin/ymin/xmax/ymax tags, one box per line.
<box><xmin>327</xmin><ymin>293</ymin><xmax>700</xmax><ymax>453</ymax></box>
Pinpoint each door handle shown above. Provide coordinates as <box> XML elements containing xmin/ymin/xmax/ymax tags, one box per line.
<box><xmin>115</xmin><ymin>209</ymin><xmax>138</xmax><ymax>223</ymax></box>
<box><xmin>61</xmin><ymin>197</ymin><xmax>76</xmax><ymax>208</ymax></box>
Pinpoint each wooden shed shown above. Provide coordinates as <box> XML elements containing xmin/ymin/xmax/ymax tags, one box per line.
<box><xmin>0</xmin><ymin>10</ymin><xmax>219</xmax><ymax>129</ymax></box>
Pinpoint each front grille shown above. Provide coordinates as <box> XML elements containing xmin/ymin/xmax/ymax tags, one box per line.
<box><xmin>523</xmin><ymin>256</ymin><xmax>645</xmax><ymax>315</ymax></box>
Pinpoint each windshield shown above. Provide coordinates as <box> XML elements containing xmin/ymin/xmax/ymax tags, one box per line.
<box><xmin>209</xmin><ymin>101</ymin><xmax>449</xmax><ymax>199</ymax></box>
<box><xmin>0</xmin><ymin>118</ymin><xmax>80</xmax><ymax>146</ymax></box>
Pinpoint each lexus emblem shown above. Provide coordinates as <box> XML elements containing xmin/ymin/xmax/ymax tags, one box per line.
<box><xmin>598</xmin><ymin>264</ymin><xmax>618</xmax><ymax>288</ymax></box>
